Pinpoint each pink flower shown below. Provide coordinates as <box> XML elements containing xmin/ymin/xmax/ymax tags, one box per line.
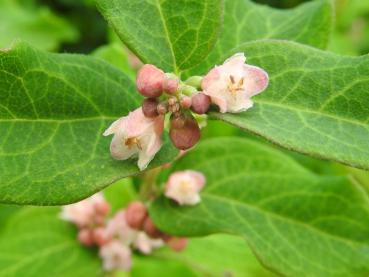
<box><xmin>105</xmin><ymin>210</ymin><xmax>137</xmax><ymax>246</ymax></box>
<box><xmin>103</xmin><ymin>107</ymin><xmax>164</xmax><ymax>170</ymax></box>
<box><xmin>60</xmin><ymin>193</ymin><xmax>109</xmax><ymax>228</ymax></box>
<box><xmin>99</xmin><ymin>240</ymin><xmax>132</xmax><ymax>271</ymax></box>
<box><xmin>133</xmin><ymin>232</ymin><xmax>164</xmax><ymax>254</ymax></box>
<box><xmin>201</xmin><ymin>53</ymin><xmax>269</xmax><ymax>113</ymax></box>
<box><xmin>165</xmin><ymin>170</ymin><xmax>206</xmax><ymax>205</ymax></box>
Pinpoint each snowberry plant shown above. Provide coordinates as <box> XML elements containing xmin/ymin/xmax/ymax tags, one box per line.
<box><xmin>1</xmin><ymin>0</ymin><xmax>369</xmax><ymax>276</ymax></box>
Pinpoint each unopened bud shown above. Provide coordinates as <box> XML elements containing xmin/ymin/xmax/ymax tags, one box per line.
<box><xmin>167</xmin><ymin>237</ymin><xmax>188</xmax><ymax>252</ymax></box>
<box><xmin>184</xmin><ymin>76</ymin><xmax>203</xmax><ymax>89</ymax></box>
<box><xmin>163</xmin><ymin>74</ymin><xmax>179</xmax><ymax>95</ymax></box>
<box><xmin>78</xmin><ymin>229</ymin><xmax>94</xmax><ymax>246</ymax></box>
<box><xmin>142</xmin><ymin>98</ymin><xmax>159</xmax><ymax>118</ymax></box>
<box><xmin>93</xmin><ymin>227</ymin><xmax>111</xmax><ymax>246</ymax></box>
<box><xmin>191</xmin><ymin>93</ymin><xmax>210</xmax><ymax>114</ymax></box>
<box><xmin>136</xmin><ymin>64</ymin><xmax>165</xmax><ymax>97</ymax></box>
<box><xmin>170</xmin><ymin>113</ymin><xmax>201</xmax><ymax>150</ymax></box>
<box><xmin>157</xmin><ymin>102</ymin><xmax>168</xmax><ymax>115</ymax></box>
<box><xmin>125</xmin><ymin>201</ymin><xmax>148</xmax><ymax>230</ymax></box>
<box><xmin>168</xmin><ymin>97</ymin><xmax>180</xmax><ymax>113</ymax></box>
<box><xmin>94</xmin><ymin>201</ymin><xmax>110</xmax><ymax>216</ymax></box>
<box><xmin>180</xmin><ymin>96</ymin><xmax>192</xmax><ymax>109</ymax></box>
<box><xmin>143</xmin><ymin>217</ymin><xmax>163</xmax><ymax>239</ymax></box>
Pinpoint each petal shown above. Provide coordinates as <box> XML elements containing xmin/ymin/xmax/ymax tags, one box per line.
<box><xmin>223</xmin><ymin>52</ymin><xmax>246</xmax><ymax>68</ymax></box>
<box><xmin>243</xmin><ymin>64</ymin><xmax>269</xmax><ymax>97</ymax></box>
<box><xmin>103</xmin><ymin>117</ymin><xmax>126</xmax><ymax>136</ymax></box>
<box><xmin>204</xmin><ymin>92</ymin><xmax>227</xmax><ymax>113</ymax></box>
<box><xmin>110</xmin><ymin>134</ymin><xmax>137</xmax><ymax>160</ymax></box>
<box><xmin>187</xmin><ymin>170</ymin><xmax>206</xmax><ymax>189</ymax></box>
<box><xmin>227</xmin><ymin>97</ymin><xmax>253</xmax><ymax>113</ymax></box>
<box><xmin>201</xmin><ymin>67</ymin><xmax>220</xmax><ymax>91</ymax></box>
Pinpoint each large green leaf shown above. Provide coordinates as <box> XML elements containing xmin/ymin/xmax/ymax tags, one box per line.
<box><xmin>150</xmin><ymin>137</ymin><xmax>369</xmax><ymax>277</ymax></box>
<box><xmin>184</xmin><ymin>0</ymin><xmax>333</xmax><ymax>76</ymax></box>
<box><xmin>0</xmin><ymin>207</ymin><xmax>102</xmax><ymax>277</ymax></box>
<box><xmin>0</xmin><ymin>42</ymin><xmax>177</xmax><ymax>205</ymax></box>
<box><xmin>96</xmin><ymin>0</ymin><xmax>223</xmax><ymax>73</ymax></box>
<box><xmin>0</xmin><ymin>0</ymin><xmax>78</xmax><ymax>51</ymax></box>
<box><xmin>211</xmin><ymin>40</ymin><xmax>369</xmax><ymax>170</ymax></box>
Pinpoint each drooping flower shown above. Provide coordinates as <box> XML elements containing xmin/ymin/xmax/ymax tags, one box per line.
<box><xmin>201</xmin><ymin>53</ymin><xmax>269</xmax><ymax>113</ymax></box>
<box><xmin>60</xmin><ymin>193</ymin><xmax>109</xmax><ymax>228</ymax></box>
<box><xmin>133</xmin><ymin>232</ymin><xmax>164</xmax><ymax>254</ymax></box>
<box><xmin>165</xmin><ymin>170</ymin><xmax>206</xmax><ymax>205</ymax></box>
<box><xmin>99</xmin><ymin>240</ymin><xmax>132</xmax><ymax>271</ymax></box>
<box><xmin>103</xmin><ymin>107</ymin><xmax>164</xmax><ymax>171</ymax></box>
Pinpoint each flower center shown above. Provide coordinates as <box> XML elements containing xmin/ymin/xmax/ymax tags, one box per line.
<box><xmin>227</xmin><ymin>75</ymin><xmax>245</xmax><ymax>94</ymax></box>
<box><xmin>124</xmin><ymin>137</ymin><xmax>142</xmax><ymax>150</ymax></box>
<box><xmin>179</xmin><ymin>181</ymin><xmax>192</xmax><ymax>194</ymax></box>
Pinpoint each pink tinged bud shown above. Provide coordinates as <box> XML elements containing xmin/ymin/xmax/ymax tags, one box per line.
<box><xmin>99</xmin><ymin>240</ymin><xmax>132</xmax><ymax>271</ymax></box>
<box><xmin>201</xmin><ymin>53</ymin><xmax>269</xmax><ymax>113</ymax></box>
<box><xmin>169</xmin><ymin>113</ymin><xmax>200</xmax><ymax>150</ymax></box>
<box><xmin>78</xmin><ymin>229</ymin><xmax>94</xmax><ymax>246</ymax></box>
<box><xmin>157</xmin><ymin>102</ymin><xmax>168</xmax><ymax>115</ymax></box>
<box><xmin>125</xmin><ymin>201</ymin><xmax>148</xmax><ymax>230</ymax></box>
<box><xmin>165</xmin><ymin>170</ymin><xmax>206</xmax><ymax>206</ymax></box>
<box><xmin>95</xmin><ymin>201</ymin><xmax>110</xmax><ymax>216</ymax></box>
<box><xmin>93</xmin><ymin>227</ymin><xmax>111</xmax><ymax>246</ymax></box>
<box><xmin>143</xmin><ymin>217</ymin><xmax>163</xmax><ymax>239</ymax></box>
<box><xmin>163</xmin><ymin>75</ymin><xmax>179</xmax><ymax>94</ymax></box>
<box><xmin>191</xmin><ymin>92</ymin><xmax>211</xmax><ymax>114</ymax></box>
<box><xmin>167</xmin><ymin>237</ymin><xmax>188</xmax><ymax>252</ymax></box>
<box><xmin>103</xmin><ymin>107</ymin><xmax>165</xmax><ymax>171</ymax></box>
<box><xmin>142</xmin><ymin>98</ymin><xmax>159</xmax><ymax>118</ymax></box>
<box><xmin>136</xmin><ymin>64</ymin><xmax>165</xmax><ymax>97</ymax></box>
<box><xmin>180</xmin><ymin>96</ymin><xmax>192</xmax><ymax>109</ymax></box>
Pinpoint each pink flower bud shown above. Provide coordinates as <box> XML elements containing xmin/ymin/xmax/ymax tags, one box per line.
<box><xmin>170</xmin><ymin>113</ymin><xmax>200</xmax><ymax>150</ymax></box>
<box><xmin>136</xmin><ymin>64</ymin><xmax>165</xmax><ymax>97</ymax></box>
<box><xmin>191</xmin><ymin>92</ymin><xmax>210</xmax><ymax>114</ymax></box>
<box><xmin>93</xmin><ymin>227</ymin><xmax>111</xmax><ymax>246</ymax></box>
<box><xmin>180</xmin><ymin>96</ymin><xmax>192</xmax><ymax>109</ymax></box>
<box><xmin>167</xmin><ymin>237</ymin><xmax>188</xmax><ymax>252</ymax></box>
<box><xmin>157</xmin><ymin>102</ymin><xmax>168</xmax><ymax>115</ymax></box>
<box><xmin>142</xmin><ymin>98</ymin><xmax>159</xmax><ymax>118</ymax></box>
<box><xmin>78</xmin><ymin>229</ymin><xmax>94</xmax><ymax>246</ymax></box>
<box><xmin>94</xmin><ymin>201</ymin><xmax>110</xmax><ymax>216</ymax></box>
<box><xmin>125</xmin><ymin>201</ymin><xmax>148</xmax><ymax>230</ymax></box>
<box><xmin>163</xmin><ymin>75</ymin><xmax>179</xmax><ymax>94</ymax></box>
<box><xmin>143</xmin><ymin>217</ymin><xmax>163</xmax><ymax>239</ymax></box>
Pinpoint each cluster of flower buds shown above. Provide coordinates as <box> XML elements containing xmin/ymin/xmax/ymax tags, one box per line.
<box><xmin>104</xmin><ymin>53</ymin><xmax>269</xmax><ymax>170</ymax></box>
<box><xmin>61</xmin><ymin>194</ymin><xmax>188</xmax><ymax>272</ymax></box>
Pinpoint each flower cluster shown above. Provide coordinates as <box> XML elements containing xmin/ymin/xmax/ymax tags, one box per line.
<box><xmin>104</xmin><ymin>53</ymin><xmax>268</xmax><ymax>170</ymax></box>
<box><xmin>61</xmin><ymin>195</ymin><xmax>188</xmax><ymax>272</ymax></box>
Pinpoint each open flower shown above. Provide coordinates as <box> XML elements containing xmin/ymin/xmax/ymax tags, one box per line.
<box><xmin>165</xmin><ymin>170</ymin><xmax>206</xmax><ymax>205</ymax></box>
<box><xmin>103</xmin><ymin>107</ymin><xmax>164</xmax><ymax>170</ymax></box>
<box><xmin>201</xmin><ymin>53</ymin><xmax>269</xmax><ymax>113</ymax></box>
<box><xmin>99</xmin><ymin>240</ymin><xmax>132</xmax><ymax>271</ymax></box>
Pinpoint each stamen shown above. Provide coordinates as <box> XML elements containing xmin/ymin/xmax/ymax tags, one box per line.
<box><xmin>124</xmin><ymin>137</ymin><xmax>142</xmax><ymax>150</ymax></box>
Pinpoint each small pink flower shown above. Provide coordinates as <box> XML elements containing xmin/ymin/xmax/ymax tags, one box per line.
<box><xmin>99</xmin><ymin>240</ymin><xmax>132</xmax><ymax>271</ymax></box>
<box><xmin>133</xmin><ymin>232</ymin><xmax>164</xmax><ymax>254</ymax></box>
<box><xmin>103</xmin><ymin>107</ymin><xmax>164</xmax><ymax>171</ymax></box>
<box><xmin>105</xmin><ymin>210</ymin><xmax>137</xmax><ymax>246</ymax></box>
<box><xmin>60</xmin><ymin>193</ymin><xmax>109</xmax><ymax>228</ymax></box>
<box><xmin>165</xmin><ymin>170</ymin><xmax>206</xmax><ymax>205</ymax></box>
<box><xmin>201</xmin><ymin>53</ymin><xmax>269</xmax><ymax>113</ymax></box>
<box><xmin>136</xmin><ymin>64</ymin><xmax>165</xmax><ymax>97</ymax></box>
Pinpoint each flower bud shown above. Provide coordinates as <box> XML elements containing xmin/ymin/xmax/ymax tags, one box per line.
<box><xmin>93</xmin><ymin>227</ymin><xmax>111</xmax><ymax>246</ymax></box>
<box><xmin>136</xmin><ymin>64</ymin><xmax>165</xmax><ymax>97</ymax></box>
<box><xmin>166</xmin><ymin>237</ymin><xmax>188</xmax><ymax>252</ymax></box>
<box><xmin>78</xmin><ymin>228</ymin><xmax>94</xmax><ymax>246</ymax></box>
<box><xmin>184</xmin><ymin>76</ymin><xmax>203</xmax><ymax>89</ymax></box>
<box><xmin>94</xmin><ymin>201</ymin><xmax>110</xmax><ymax>216</ymax></box>
<box><xmin>180</xmin><ymin>96</ymin><xmax>192</xmax><ymax>109</ymax></box>
<box><xmin>142</xmin><ymin>98</ymin><xmax>159</xmax><ymax>118</ymax></box>
<box><xmin>169</xmin><ymin>113</ymin><xmax>201</xmax><ymax>150</ymax></box>
<box><xmin>143</xmin><ymin>217</ymin><xmax>163</xmax><ymax>239</ymax></box>
<box><xmin>163</xmin><ymin>74</ymin><xmax>179</xmax><ymax>95</ymax></box>
<box><xmin>191</xmin><ymin>93</ymin><xmax>211</xmax><ymax>114</ymax></box>
<box><xmin>125</xmin><ymin>201</ymin><xmax>148</xmax><ymax>230</ymax></box>
<box><xmin>157</xmin><ymin>102</ymin><xmax>168</xmax><ymax>115</ymax></box>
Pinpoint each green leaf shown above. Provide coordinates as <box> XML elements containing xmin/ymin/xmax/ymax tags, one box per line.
<box><xmin>0</xmin><ymin>0</ymin><xmax>78</xmax><ymax>51</ymax></box>
<box><xmin>185</xmin><ymin>0</ymin><xmax>333</xmax><ymax>76</ymax></box>
<box><xmin>150</xmin><ymin>137</ymin><xmax>369</xmax><ymax>277</ymax></box>
<box><xmin>0</xmin><ymin>206</ymin><xmax>102</xmax><ymax>277</ymax></box>
<box><xmin>96</xmin><ymin>0</ymin><xmax>223</xmax><ymax>72</ymax></box>
<box><xmin>0</xmin><ymin>42</ymin><xmax>177</xmax><ymax>205</ymax></box>
<box><xmin>212</xmin><ymin>40</ymin><xmax>369</xmax><ymax>170</ymax></box>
